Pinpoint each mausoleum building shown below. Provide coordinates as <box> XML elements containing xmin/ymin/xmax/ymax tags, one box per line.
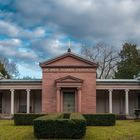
<box><xmin>0</xmin><ymin>50</ymin><xmax>140</xmax><ymax>116</ymax></box>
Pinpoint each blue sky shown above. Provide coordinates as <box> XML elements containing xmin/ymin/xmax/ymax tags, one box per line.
<box><xmin>0</xmin><ymin>0</ymin><xmax>140</xmax><ymax>78</ymax></box>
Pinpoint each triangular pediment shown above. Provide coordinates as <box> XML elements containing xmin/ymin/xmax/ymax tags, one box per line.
<box><xmin>55</xmin><ymin>75</ymin><xmax>83</xmax><ymax>83</ymax></box>
<box><xmin>40</xmin><ymin>52</ymin><xmax>97</xmax><ymax>68</ymax></box>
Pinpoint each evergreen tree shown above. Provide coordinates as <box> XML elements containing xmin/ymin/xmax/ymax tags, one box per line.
<box><xmin>115</xmin><ymin>43</ymin><xmax>140</xmax><ymax>79</ymax></box>
<box><xmin>0</xmin><ymin>62</ymin><xmax>10</xmax><ymax>79</ymax></box>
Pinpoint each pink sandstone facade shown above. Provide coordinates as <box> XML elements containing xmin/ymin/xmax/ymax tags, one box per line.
<box><xmin>40</xmin><ymin>52</ymin><xmax>97</xmax><ymax>114</ymax></box>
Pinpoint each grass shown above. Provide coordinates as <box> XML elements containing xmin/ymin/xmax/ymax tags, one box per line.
<box><xmin>0</xmin><ymin>120</ymin><xmax>34</xmax><ymax>140</ymax></box>
<box><xmin>85</xmin><ymin>120</ymin><xmax>140</xmax><ymax>140</ymax></box>
<box><xmin>0</xmin><ymin>120</ymin><xmax>140</xmax><ymax>140</ymax></box>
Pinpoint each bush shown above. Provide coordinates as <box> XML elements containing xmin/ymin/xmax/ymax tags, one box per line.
<box><xmin>63</xmin><ymin>113</ymin><xmax>70</xmax><ymax>119</ymax></box>
<box><xmin>14</xmin><ymin>113</ymin><xmax>46</xmax><ymax>125</ymax></box>
<box><xmin>134</xmin><ymin>109</ymin><xmax>140</xmax><ymax>119</ymax></box>
<box><xmin>83</xmin><ymin>114</ymin><xmax>116</xmax><ymax>126</ymax></box>
<box><xmin>33</xmin><ymin>113</ymin><xmax>86</xmax><ymax>139</ymax></box>
<box><xmin>116</xmin><ymin>114</ymin><xmax>127</xmax><ymax>120</ymax></box>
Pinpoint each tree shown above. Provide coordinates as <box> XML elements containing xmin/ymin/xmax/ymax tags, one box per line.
<box><xmin>0</xmin><ymin>62</ymin><xmax>10</xmax><ymax>79</ymax></box>
<box><xmin>81</xmin><ymin>42</ymin><xmax>119</xmax><ymax>79</ymax></box>
<box><xmin>0</xmin><ymin>57</ymin><xmax>19</xmax><ymax>79</ymax></box>
<box><xmin>115</xmin><ymin>43</ymin><xmax>140</xmax><ymax>79</ymax></box>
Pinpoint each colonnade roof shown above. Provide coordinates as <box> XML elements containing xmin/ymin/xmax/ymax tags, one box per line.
<box><xmin>0</xmin><ymin>79</ymin><xmax>139</xmax><ymax>84</ymax></box>
<box><xmin>0</xmin><ymin>79</ymin><xmax>42</xmax><ymax>84</ymax></box>
<box><xmin>96</xmin><ymin>79</ymin><xmax>140</xmax><ymax>84</ymax></box>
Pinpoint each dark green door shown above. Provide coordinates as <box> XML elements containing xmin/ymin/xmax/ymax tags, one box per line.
<box><xmin>63</xmin><ymin>92</ymin><xmax>75</xmax><ymax>113</ymax></box>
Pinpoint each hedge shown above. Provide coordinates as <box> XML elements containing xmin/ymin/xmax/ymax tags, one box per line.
<box><xmin>70</xmin><ymin>113</ymin><xmax>86</xmax><ymax>138</ymax></box>
<box><xmin>14</xmin><ymin>113</ymin><xmax>46</xmax><ymax>125</ymax></box>
<box><xmin>83</xmin><ymin>114</ymin><xmax>116</xmax><ymax>126</ymax></box>
<box><xmin>33</xmin><ymin>113</ymin><xmax>86</xmax><ymax>139</ymax></box>
<box><xmin>134</xmin><ymin>109</ymin><xmax>140</xmax><ymax>119</ymax></box>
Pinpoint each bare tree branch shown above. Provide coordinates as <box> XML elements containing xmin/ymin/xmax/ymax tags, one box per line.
<box><xmin>81</xmin><ymin>42</ymin><xmax>119</xmax><ymax>79</ymax></box>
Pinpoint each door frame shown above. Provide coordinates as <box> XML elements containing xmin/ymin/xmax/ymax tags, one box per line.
<box><xmin>60</xmin><ymin>89</ymin><xmax>78</xmax><ymax>112</ymax></box>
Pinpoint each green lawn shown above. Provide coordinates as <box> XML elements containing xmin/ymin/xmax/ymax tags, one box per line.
<box><xmin>86</xmin><ymin>120</ymin><xmax>140</xmax><ymax>140</ymax></box>
<box><xmin>0</xmin><ymin>120</ymin><xmax>34</xmax><ymax>140</ymax></box>
<box><xmin>0</xmin><ymin>120</ymin><xmax>140</xmax><ymax>140</ymax></box>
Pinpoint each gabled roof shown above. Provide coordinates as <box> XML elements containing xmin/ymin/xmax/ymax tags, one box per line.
<box><xmin>39</xmin><ymin>52</ymin><xmax>97</xmax><ymax>68</ymax></box>
<box><xmin>55</xmin><ymin>75</ymin><xmax>83</xmax><ymax>83</ymax></box>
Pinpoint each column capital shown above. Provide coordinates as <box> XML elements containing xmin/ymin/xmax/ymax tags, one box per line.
<box><xmin>125</xmin><ymin>89</ymin><xmax>129</xmax><ymax>93</ymax></box>
<box><xmin>108</xmin><ymin>89</ymin><xmax>113</xmax><ymax>92</ymax></box>
<box><xmin>26</xmin><ymin>89</ymin><xmax>30</xmax><ymax>92</ymax></box>
<box><xmin>10</xmin><ymin>89</ymin><xmax>15</xmax><ymax>92</ymax></box>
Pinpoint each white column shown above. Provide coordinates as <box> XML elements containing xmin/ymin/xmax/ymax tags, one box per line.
<box><xmin>109</xmin><ymin>89</ymin><xmax>113</xmax><ymax>113</ymax></box>
<box><xmin>26</xmin><ymin>89</ymin><xmax>30</xmax><ymax>113</ymax></box>
<box><xmin>10</xmin><ymin>89</ymin><xmax>14</xmax><ymax>115</ymax></box>
<box><xmin>125</xmin><ymin>89</ymin><xmax>129</xmax><ymax>115</ymax></box>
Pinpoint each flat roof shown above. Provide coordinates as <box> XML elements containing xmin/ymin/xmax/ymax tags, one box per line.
<box><xmin>96</xmin><ymin>79</ymin><xmax>140</xmax><ymax>83</ymax></box>
<box><xmin>0</xmin><ymin>79</ymin><xmax>42</xmax><ymax>84</ymax></box>
<box><xmin>0</xmin><ymin>79</ymin><xmax>139</xmax><ymax>84</ymax></box>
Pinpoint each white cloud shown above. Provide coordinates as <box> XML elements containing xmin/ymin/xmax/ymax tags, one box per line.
<box><xmin>14</xmin><ymin>0</ymin><xmax>140</xmax><ymax>45</ymax></box>
<box><xmin>0</xmin><ymin>38</ymin><xmax>38</xmax><ymax>63</ymax></box>
<box><xmin>16</xmin><ymin>51</ymin><xmax>38</xmax><ymax>61</ymax></box>
<box><xmin>0</xmin><ymin>20</ymin><xmax>46</xmax><ymax>39</ymax></box>
<box><xmin>0</xmin><ymin>38</ymin><xmax>21</xmax><ymax>47</ymax></box>
<box><xmin>19</xmin><ymin>27</ymin><xmax>46</xmax><ymax>39</ymax></box>
<box><xmin>0</xmin><ymin>38</ymin><xmax>22</xmax><ymax>56</ymax></box>
<box><xmin>0</xmin><ymin>20</ymin><xmax>19</xmax><ymax>36</ymax></box>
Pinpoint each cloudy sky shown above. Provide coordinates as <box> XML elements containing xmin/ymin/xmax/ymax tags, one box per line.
<box><xmin>0</xmin><ymin>0</ymin><xmax>140</xmax><ymax>78</ymax></box>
